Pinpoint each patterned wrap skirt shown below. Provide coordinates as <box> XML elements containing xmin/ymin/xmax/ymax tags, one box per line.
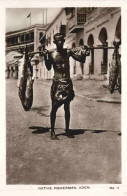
<box><xmin>51</xmin><ymin>78</ymin><xmax>75</xmax><ymax>107</ymax></box>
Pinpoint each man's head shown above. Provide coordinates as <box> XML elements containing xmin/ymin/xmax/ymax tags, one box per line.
<box><xmin>53</xmin><ymin>33</ymin><xmax>65</xmax><ymax>48</ymax></box>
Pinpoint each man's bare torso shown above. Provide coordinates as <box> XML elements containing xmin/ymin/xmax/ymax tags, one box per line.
<box><xmin>50</xmin><ymin>48</ymin><xmax>70</xmax><ymax>79</ymax></box>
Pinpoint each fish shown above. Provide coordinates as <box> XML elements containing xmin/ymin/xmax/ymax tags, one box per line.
<box><xmin>17</xmin><ymin>46</ymin><xmax>34</xmax><ymax>111</ymax></box>
<box><xmin>109</xmin><ymin>50</ymin><xmax>121</xmax><ymax>94</ymax></box>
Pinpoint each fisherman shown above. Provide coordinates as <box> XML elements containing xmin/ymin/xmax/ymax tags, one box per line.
<box><xmin>43</xmin><ymin>33</ymin><xmax>89</xmax><ymax>140</ymax></box>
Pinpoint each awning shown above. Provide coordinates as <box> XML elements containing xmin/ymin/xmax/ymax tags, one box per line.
<box><xmin>6</xmin><ymin>51</ymin><xmax>21</xmax><ymax>67</ymax></box>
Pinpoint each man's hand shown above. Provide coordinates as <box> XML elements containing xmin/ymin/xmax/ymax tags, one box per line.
<box><xmin>43</xmin><ymin>49</ymin><xmax>48</xmax><ymax>56</ymax></box>
<box><xmin>81</xmin><ymin>45</ymin><xmax>90</xmax><ymax>56</ymax></box>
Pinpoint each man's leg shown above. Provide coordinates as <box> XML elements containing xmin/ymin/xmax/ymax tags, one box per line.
<box><xmin>64</xmin><ymin>102</ymin><xmax>74</xmax><ymax>138</ymax></box>
<box><xmin>50</xmin><ymin>105</ymin><xmax>59</xmax><ymax>140</ymax></box>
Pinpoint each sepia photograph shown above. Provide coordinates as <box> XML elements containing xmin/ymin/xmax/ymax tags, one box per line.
<box><xmin>1</xmin><ymin>0</ymin><xmax>127</xmax><ymax>195</ymax></box>
<box><xmin>5</xmin><ymin>6</ymin><xmax>122</xmax><ymax>186</ymax></box>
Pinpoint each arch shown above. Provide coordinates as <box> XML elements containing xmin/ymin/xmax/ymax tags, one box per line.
<box><xmin>99</xmin><ymin>28</ymin><xmax>108</xmax><ymax>74</ymax></box>
<box><xmin>87</xmin><ymin>34</ymin><xmax>94</xmax><ymax>47</ymax></box>
<box><xmin>79</xmin><ymin>38</ymin><xmax>84</xmax><ymax>46</ymax></box>
<box><xmin>115</xmin><ymin>16</ymin><xmax>121</xmax><ymax>40</ymax></box>
<box><xmin>72</xmin><ymin>42</ymin><xmax>76</xmax><ymax>48</ymax></box>
<box><xmin>99</xmin><ymin>27</ymin><xmax>108</xmax><ymax>45</ymax></box>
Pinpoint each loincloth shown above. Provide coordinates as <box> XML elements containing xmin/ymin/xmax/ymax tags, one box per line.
<box><xmin>51</xmin><ymin>78</ymin><xmax>75</xmax><ymax>107</ymax></box>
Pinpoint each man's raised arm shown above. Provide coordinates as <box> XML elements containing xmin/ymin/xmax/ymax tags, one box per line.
<box><xmin>68</xmin><ymin>45</ymin><xmax>90</xmax><ymax>63</ymax></box>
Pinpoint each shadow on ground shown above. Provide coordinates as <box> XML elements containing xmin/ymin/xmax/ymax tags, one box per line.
<box><xmin>56</xmin><ymin>129</ymin><xmax>108</xmax><ymax>137</ymax></box>
<box><xmin>29</xmin><ymin>126</ymin><xmax>121</xmax><ymax>137</ymax></box>
<box><xmin>29</xmin><ymin>126</ymin><xmax>50</xmax><ymax>134</ymax></box>
<box><xmin>31</xmin><ymin>106</ymin><xmax>63</xmax><ymax>117</ymax></box>
<box><xmin>31</xmin><ymin>106</ymin><xmax>50</xmax><ymax>117</ymax></box>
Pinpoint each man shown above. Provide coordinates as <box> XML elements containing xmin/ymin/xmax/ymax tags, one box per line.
<box><xmin>43</xmin><ymin>33</ymin><xmax>89</xmax><ymax>140</ymax></box>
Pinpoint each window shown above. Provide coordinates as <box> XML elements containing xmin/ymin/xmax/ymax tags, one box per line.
<box><xmin>7</xmin><ymin>38</ymin><xmax>10</xmax><ymax>45</ymax></box>
<box><xmin>25</xmin><ymin>34</ymin><xmax>29</xmax><ymax>41</ymax></box>
<box><xmin>31</xmin><ymin>32</ymin><xmax>34</xmax><ymax>40</ymax></box>
<box><xmin>60</xmin><ymin>25</ymin><xmax>66</xmax><ymax>37</ymax></box>
<box><xmin>21</xmin><ymin>34</ymin><xmax>24</xmax><ymax>42</ymax></box>
<box><xmin>11</xmin><ymin>37</ymin><xmax>15</xmax><ymax>44</ymax></box>
<box><xmin>15</xmin><ymin>36</ymin><xmax>18</xmax><ymax>43</ymax></box>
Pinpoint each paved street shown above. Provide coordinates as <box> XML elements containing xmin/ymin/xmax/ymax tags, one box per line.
<box><xmin>6</xmin><ymin>78</ymin><xmax>121</xmax><ymax>184</ymax></box>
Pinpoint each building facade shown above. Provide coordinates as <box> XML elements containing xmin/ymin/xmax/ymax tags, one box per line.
<box><xmin>6</xmin><ymin>8</ymin><xmax>121</xmax><ymax>81</ymax></box>
<box><xmin>6</xmin><ymin>24</ymin><xmax>46</xmax><ymax>79</ymax></box>
<box><xmin>65</xmin><ymin>7</ymin><xmax>121</xmax><ymax>80</ymax></box>
<box><xmin>37</xmin><ymin>7</ymin><xmax>121</xmax><ymax>80</ymax></box>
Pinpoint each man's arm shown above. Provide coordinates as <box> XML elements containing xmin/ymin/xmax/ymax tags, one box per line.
<box><xmin>68</xmin><ymin>46</ymin><xmax>90</xmax><ymax>63</ymax></box>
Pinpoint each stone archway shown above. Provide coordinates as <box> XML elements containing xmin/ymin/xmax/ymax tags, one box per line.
<box><xmin>99</xmin><ymin>27</ymin><xmax>108</xmax><ymax>74</ymax></box>
<box><xmin>99</xmin><ymin>27</ymin><xmax>108</xmax><ymax>45</ymax></box>
<box><xmin>87</xmin><ymin>34</ymin><xmax>94</xmax><ymax>74</ymax></box>
<box><xmin>72</xmin><ymin>42</ymin><xmax>76</xmax><ymax>48</ymax></box>
<box><xmin>79</xmin><ymin>38</ymin><xmax>84</xmax><ymax>46</ymax></box>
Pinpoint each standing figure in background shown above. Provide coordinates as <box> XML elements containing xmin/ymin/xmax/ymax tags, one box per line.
<box><xmin>43</xmin><ymin>33</ymin><xmax>89</xmax><ymax>140</ymax></box>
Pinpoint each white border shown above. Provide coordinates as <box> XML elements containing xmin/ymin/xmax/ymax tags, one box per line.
<box><xmin>0</xmin><ymin>0</ymin><xmax>127</xmax><ymax>195</ymax></box>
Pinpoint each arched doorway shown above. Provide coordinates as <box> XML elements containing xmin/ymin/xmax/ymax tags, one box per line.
<box><xmin>87</xmin><ymin>34</ymin><xmax>94</xmax><ymax>74</ymax></box>
<box><xmin>99</xmin><ymin>27</ymin><xmax>108</xmax><ymax>74</ymax></box>
<box><xmin>72</xmin><ymin>42</ymin><xmax>76</xmax><ymax>48</ymax></box>
<box><xmin>79</xmin><ymin>39</ymin><xmax>84</xmax><ymax>46</ymax></box>
<box><xmin>115</xmin><ymin>16</ymin><xmax>121</xmax><ymax>40</ymax></box>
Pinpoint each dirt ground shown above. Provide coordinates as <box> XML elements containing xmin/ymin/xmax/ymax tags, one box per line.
<box><xmin>6</xmin><ymin>78</ymin><xmax>121</xmax><ymax>184</ymax></box>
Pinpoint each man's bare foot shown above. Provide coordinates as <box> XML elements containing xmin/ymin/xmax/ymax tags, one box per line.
<box><xmin>50</xmin><ymin>132</ymin><xmax>59</xmax><ymax>140</ymax></box>
<box><xmin>65</xmin><ymin>129</ymin><xmax>75</xmax><ymax>138</ymax></box>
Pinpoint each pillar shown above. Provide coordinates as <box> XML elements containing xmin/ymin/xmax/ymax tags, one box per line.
<box><xmin>94</xmin><ymin>38</ymin><xmax>103</xmax><ymax>75</ymax></box>
<box><xmin>31</xmin><ymin>55</ymin><xmax>39</xmax><ymax>79</ymax></box>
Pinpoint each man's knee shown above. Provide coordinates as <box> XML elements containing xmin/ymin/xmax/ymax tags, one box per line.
<box><xmin>51</xmin><ymin>105</ymin><xmax>58</xmax><ymax>114</ymax></box>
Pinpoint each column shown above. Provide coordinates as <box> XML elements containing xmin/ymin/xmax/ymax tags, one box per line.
<box><xmin>31</xmin><ymin>56</ymin><xmax>39</xmax><ymax>79</ymax></box>
<box><xmin>94</xmin><ymin>37</ymin><xmax>103</xmax><ymax>76</ymax></box>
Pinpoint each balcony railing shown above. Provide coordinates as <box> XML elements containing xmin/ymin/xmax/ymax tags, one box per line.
<box><xmin>77</xmin><ymin>13</ymin><xmax>86</xmax><ymax>24</ymax></box>
<box><xmin>67</xmin><ymin>13</ymin><xmax>86</xmax><ymax>33</ymax></box>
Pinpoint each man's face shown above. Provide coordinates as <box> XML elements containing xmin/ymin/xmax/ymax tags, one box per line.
<box><xmin>54</xmin><ymin>36</ymin><xmax>64</xmax><ymax>47</ymax></box>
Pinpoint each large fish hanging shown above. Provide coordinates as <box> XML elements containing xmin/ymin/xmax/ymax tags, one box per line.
<box><xmin>109</xmin><ymin>41</ymin><xmax>121</xmax><ymax>94</ymax></box>
<box><xmin>17</xmin><ymin>46</ymin><xmax>34</xmax><ymax>111</ymax></box>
